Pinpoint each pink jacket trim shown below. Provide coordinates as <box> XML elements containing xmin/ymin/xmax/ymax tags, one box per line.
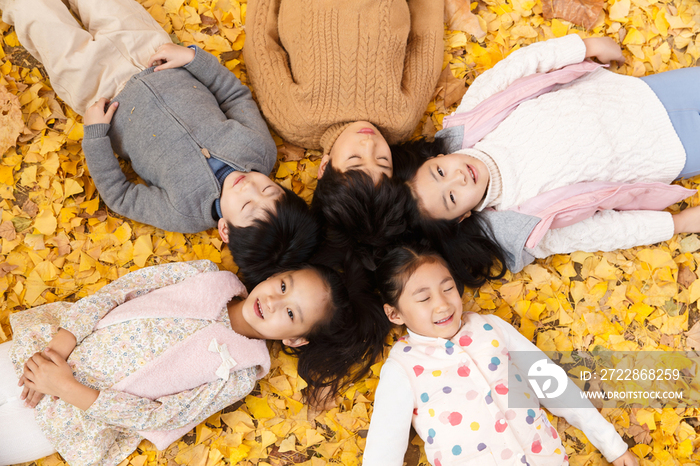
<box><xmin>442</xmin><ymin>61</ymin><xmax>604</xmax><ymax>149</ymax></box>
<box><xmin>97</xmin><ymin>271</ymin><xmax>270</xmax><ymax>449</ymax></box>
<box><xmin>512</xmin><ymin>182</ymin><xmax>695</xmax><ymax>248</ymax></box>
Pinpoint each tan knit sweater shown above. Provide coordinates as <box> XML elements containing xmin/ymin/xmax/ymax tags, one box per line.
<box><xmin>243</xmin><ymin>0</ymin><xmax>444</xmax><ymax>151</ymax></box>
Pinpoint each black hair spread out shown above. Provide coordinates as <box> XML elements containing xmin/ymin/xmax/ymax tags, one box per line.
<box><xmin>392</xmin><ymin>138</ymin><xmax>508</xmax><ymax>288</ymax></box>
<box><xmin>227</xmin><ymin>187</ymin><xmax>321</xmax><ymax>290</ymax></box>
<box><xmin>312</xmin><ymin>163</ymin><xmax>416</xmax><ymax>273</ymax></box>
<box><xmin>285</xmin><ymin>258</ymin><xmax>390</xmax><ymax>406</ymax></box>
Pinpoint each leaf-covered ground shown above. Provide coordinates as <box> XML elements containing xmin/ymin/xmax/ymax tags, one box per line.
<box><xmin>2</xmin><ymin>0</ymin><xmax>700</xmax><ymax>465</ymax></box>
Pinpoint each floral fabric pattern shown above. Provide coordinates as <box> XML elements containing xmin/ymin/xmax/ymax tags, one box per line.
<box><xmin>9</xmin><ymin>260</ymin><xmax>259</xmax><ymax>466</ymax></box>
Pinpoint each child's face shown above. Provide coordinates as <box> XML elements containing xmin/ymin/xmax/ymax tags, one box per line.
<box><xmin>386</xmin><ymin>261</ymin><xmax>463</xmax><ymax>339</ymax></box>
<box><xmin>411</xmin><ymin>153</ymin><xmax>490</xmax><ymax>221</ymax></box>
<box><xmin>319</xmin><ymin>121</ymin><xmax>392</xmax><ymax>183</ymax></box>
<box><xmin>242</xmin><ymin>269</ymin><xmax>331</xmax><ymax>346</ymax></box>
<box><xmin>219</xmin><ymin>171</ymin><xmax>284</xmax><ymax>229</ymax></box>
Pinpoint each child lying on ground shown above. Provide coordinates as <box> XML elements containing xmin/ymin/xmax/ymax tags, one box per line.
<box><xmin>363</xmin><ymin>246</ymin><xmax>638</xmax><ymax>466</ymax></box>
<box><xmin>2</xmin><ymin>0</ymin><xmax>285</xmax><ymax>235</ymax></box>
<box><xmin>394</xmin><ymin>35</ymin><xmax>700</xmax><ymax>286</ymax></box>
<box><xmin>0</xmin><ymin>259</ymin><xmax>375</xmax><ymax>466</ymax></box>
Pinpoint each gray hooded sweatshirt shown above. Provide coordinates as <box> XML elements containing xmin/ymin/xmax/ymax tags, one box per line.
<box><xmin>82</xmin><ymin>46</ymin><xmax>277</xmax><ymax>233</ymax></box>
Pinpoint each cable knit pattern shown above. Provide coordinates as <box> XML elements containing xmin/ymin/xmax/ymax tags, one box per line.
<box><xmin>452</xmin><ymin>35</ymin><xmax>685</xmax><ymax>258</ymax></box>
<box><xmin>243</xmin><ymin>0</ymin><xmax>444</xmax><ymax>151</ymax></box>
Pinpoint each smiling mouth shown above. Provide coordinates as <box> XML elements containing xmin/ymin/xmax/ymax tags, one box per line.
<box><xmin>358</xmin><ymin>128</ymin><xmax>375</xmax><ymax>135</ymax></box>
<box><xmin>467</xmin><ymin>165</ymin><xmax>476</xmax><ymax>183</ymax></box>
<box><xmin>434</xmin><ymin>314</ymin><xmax>454</xmax><ymax>325</ymax></box>
<box><xmin>254</xmin><ymin>299</ymin><xmax>264</xmax><ymax>319</ymax></box>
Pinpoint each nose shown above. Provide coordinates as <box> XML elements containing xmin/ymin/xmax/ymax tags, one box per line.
<box><xmin>433</xmin><ymin>293</ymin><xmax>451</xmax><ymax>312</ymax></box>
<box><xmin>454</xmin><ymin>167</ymin><xmax>468</xmax><ymax>185</ymax></box>
<box><xmin>266</xmin><ymin>294</ymin><xmax>284</xmax><ymax>314</ymax></box>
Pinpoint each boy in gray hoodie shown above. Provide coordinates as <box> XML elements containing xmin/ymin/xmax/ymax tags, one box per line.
<box><xmin>3</xmin><ymin>0</ymin><xmax>281</xmax><ymax>235</ymax></box>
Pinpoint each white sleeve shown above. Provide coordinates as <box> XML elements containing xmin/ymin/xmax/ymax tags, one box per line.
<box><xmin>484</xmin><ymin>315</ymin><xmax>629</xmax><ymax>463</ymax></box>
<box><xmin>456</xmin><ymin>34</ymin><xmax>586</xmax><ymax>114</ymax></box>
<box><xmin>526</xmin><ymin>210</ymin><xmax>675</xmax><ymax>259</ymax></box>
<box><xmin>362</xmin><ymin>359</ymin><xmax>415</xmax><ymax>466</ymax></box>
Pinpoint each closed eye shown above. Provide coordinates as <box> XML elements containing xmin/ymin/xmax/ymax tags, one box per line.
<box><xmin>241</xmin><ymin>201</ymin><xmax>250</xmax><ymax>211</ymax></box>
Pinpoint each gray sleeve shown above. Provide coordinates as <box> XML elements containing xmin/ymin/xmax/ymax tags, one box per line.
<box><xmin>183</xmin><ymin>47</ymin><xmax>277</xmax><ymax>170</ymax></box>
<box><xmin>82</xmin><ymin>124</ymin><xmax>212</xmax><ymax>233</ymax></box>
<box><xmin>478</xmin><ymin>209</ymin><xmax>539</xmax><ymax>273</ymax></box>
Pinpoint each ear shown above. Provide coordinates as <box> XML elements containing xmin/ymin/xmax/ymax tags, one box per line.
<box><xmin>458</xmin><ymin>210</ymin><xmax>472</xmax><ymax>222</ymax></box>
<box><xmin>282</xmin><ymin>337</ymin><xmax>309</xmax><ymax>348</ymax></box>
<box><xmin>317</xmin><ymin>153</ymin><xmax>330</xmax><ymax>179</ymax></box>
<box><xmin>217</xmin><ymin>218</ymin><xmax>230</xmax><ymax>243</ymax></box>
<box><xmin>437</xmin><ymin>153</ymin><xmax>445</xmax><ymax>157</ymax></box>
<box><xmin>383</xmin><ymin>303</ymin><xmax>404</xmax><ymax>326</ymax></box>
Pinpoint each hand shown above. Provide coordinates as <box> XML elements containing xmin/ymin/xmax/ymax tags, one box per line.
<box><xmin>84</xmin><ymin>98</ymin><xmax>119</xmax><ymax>126</ymax></box>
<box><xmin>148</xmin><ymin>43</ymin><xmax>195</xmax><ymax>72</ymax></box>
<box><xmin>23</xmin><ymin>348</ymin><xmax>77</xmax><ymax>399</ymax></box>
<box><xmin>612</xmin><ymin>450</ymin><xmax>639</xmax><ymax>466</ymax></box>
<box><xmin>673</xmin><ymin>206</ymin><xmax>700</xmax><ymax>235</ymax></box>
<box><xmin>18</xmin><ymin>354</ymin><xmax>48</xmax><ymax>408</ymax></box>
<box><xmin>583</xmin><ymin>37</ymin><xmax>625</xmax><ymax>65</ymax></box>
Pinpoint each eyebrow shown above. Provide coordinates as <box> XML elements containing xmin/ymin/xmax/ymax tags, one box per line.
<box><xmin>412</xmin><ymin>276</ymin><xmax>453</xmax><ymax>296</ymax></box>
<box><xmin>288</xmin><ymin>274</ymin><xmax>304</xmax><ymax>323</ymax></box>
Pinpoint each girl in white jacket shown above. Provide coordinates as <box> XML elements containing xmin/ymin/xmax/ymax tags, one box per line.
<box><xmin>396</xmin><ymin>35</ymin><xmax>700</xmax><ymax>285</ymax></box>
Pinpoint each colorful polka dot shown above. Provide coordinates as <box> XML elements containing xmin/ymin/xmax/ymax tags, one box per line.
<box><xmin>477</xmin><ymin>443</ymin><xmax>487</xmax><ymax>452</ymax></box>
<box><xmin>428</xmin><ymin>428</ymin><xmax>435</xmax><ymax>439</ymax></box>
<box><xmin>501</xmin><ymin>448</ymin><xmax>513</xmax><ymax>459</ymax></box>
<box><xmin>531</xmin><ymin>439</ymin><xmax>543</xmax><ymax>454</ymax></box>
<box><xmin>485</xmin><ymin>390</ymin><xmax>493</xmax><ymax>404</ymax></box>
<box><xmin>443</xmin><ymin>386</ymin><xmax>452</xmax><ymax>393</ymax></box>
<box><xmin>425</xmin><ymin>346</ymin><xmax>436</xmax><ymax>355</ymax></box>
<box><xmin>432</xmin><ymin>370</ymin><xmax>442</xmax><ymax>377</ymax></box>
<box><xmin>445</xmin><ymin>341</ymin><xmax>454</xmax><ymax>348</ymax></box>
<box><xmin>505</xmin><ymin>410</ymin><xmax>516</xmax><ymax>420</ymax></box>
<box><xmin>527</xmin><ymin>409</ymin><xmax>536</xmax><ymax>418</ymax></box>
<box><xmin>445</xmin><ymin>346</ymin><xmax>454</xmax><ymax>355</ymax></box>
<box><xmin>413</xmin><ymin>365</ymin><xmax>424</xmax><ymax>376</ymax></box>
<box><xmin>495</xmin><ymin>419</ymin><xmax>508</xmax><ymax>433</ymax></box>
<box><xmin>429</xmin><ymin>409</ymin><xmax>435</xmax><ymax>417</ymax></box>
<box><xmin>495</xmin><ymin>383</ymin><xmax>508</xmax><ymax>395</ymax></box>
<box><xmin>483</xmin><ymin>323</ymin><xmax>493</xmax><ymax>330</ymax></box>
<box><xmin>470</xmin><ymin>422</ymin><xmax>480</xmax><ymax>431</ymax></box>
<box><xmin>515</xmin><ymin>374</ymin><xmax>522</xmax><ymax>382</ymax></box>
<box><xmin>403</xmin><ymin>346</ymin><xmax>412</xmax><ymax>352</ymax></box>
<box><xmin>420</xmin><ymin>392</ymin><xmax>429</xmax><ymax>403</ymax></box>
<box><xmin>452</xmin><ymin>445</ymin><xmax>462</xmax><ymax>455</ymax></box>
<box><xmin>491</xmin><ymin>339</ymin><xmax>499</xmax><ymax>347</ymax></box>
<box><xmin>466</xmin><ymin>390</ymin><xmax>478</xmax><ymax>400</ymax></box>
<box><xmin>457</xmin><ymin>364</ymin><xmax>470</xmax><ymax>377</ymax></box>
<box><xmin>459</xmin><ymin>334</ymin><xmax>472</xmax><ymax>346</ymax></box>
<box><xmin>448</xmin><ymin>412</ymin><xmax>463</xmax><ymax>426</ymax></box>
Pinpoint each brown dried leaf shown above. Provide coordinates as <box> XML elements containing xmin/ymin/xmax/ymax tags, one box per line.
<box><xmin>278</xmin><ymin>143</ymin><xmax>307</xmax><ymax>162</ymax></box>
<box><xmin>0</xmin><ymin>262</ymin><xmax>18</xmax><ymax>278</ymax></box>
<box><xmin>685</xmin><ymin>321</ymin><xmax>700</xmax><ymax>350</ymax></box>
<box><xmin>220</xmin><ymin>50</ymin><xmax>241</xmax><ymax>62</ymax></box>
<box><xmin>22</xmin><ymin>199</ymin><xmax>39</xmax><ymax>217</ymax></box>
<box><xmin>678</xmin><ymin>265</ymin><xmax>697</xmax><ymax>288</ymax></box>
<box><xmin>541</xmin><ymin>0</ymin><xmax>603</xmax><ymax>30</ymax></box>
<box><xmin>436</xmin><ymin>66</ymin><xmax>467</xmax><ymax>110</ymax></box>
<box><xmin>444</xmin><ymin>0</ymin><xmax>486</xmax><ymax>39</ymax></box>
<box><xmin>0</xmin><ymin>83</ymin><xmax>24</xmax><ymax>155</ymax></box>
<box><xmin>0</xmin><ymin>220</ymin><xmax>17</xmax><ymax>240</ymax></box>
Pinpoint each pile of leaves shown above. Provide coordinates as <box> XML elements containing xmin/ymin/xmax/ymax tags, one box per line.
<box><xmin>1</xmin><ymin>0</ymin><xmax>700</xmax><ymax>465</ymax></box>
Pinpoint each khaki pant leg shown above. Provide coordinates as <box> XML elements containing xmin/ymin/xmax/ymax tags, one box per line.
<box><xmin>66</xmin><ymin>0</ymin><xmax>171</xmax><ymax>79</ymax></box>
<box><xmin>1</xmin><ymin>0</ymin><xmax>169</xmax><ymax>115</ymax></box>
